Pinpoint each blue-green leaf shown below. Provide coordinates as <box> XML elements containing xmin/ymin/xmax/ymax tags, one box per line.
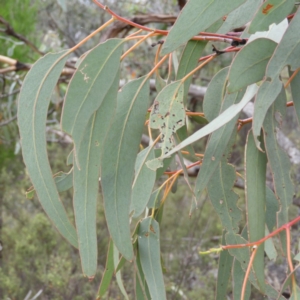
<box><xmin>195</xmin><ymin>88</ymin><xmax>245</xmax><ymax>200</ymax></box>
<box><xmin>207</xmin><ymin>160</ymin><xmax>242</xmax><ymax>234</ymax></box>
<box><xmin>266</xmin><ymin>7</ymin><xmax>300</xmax><ymax>80</ymax></box>
<box><xmin>138</xmin><ymin>217</ymin><xmax>166</xmax><ymax>300</ymax></box>
<box><xmin>252</xmin><ymin>77</ymin><xmax>284</xmax><ymax>150</ymax></box>
<box><xmin>97</xmin><ymin>240</ymin><xmax>114</xmax><ymax>298</ymax></box>
<box><xmin>248</xmin><ymin>0</ymin><xmax>295</xmax><ymax>34</ymax></box>
<box><xmin>131</xmin><ymin>146</ymin><xmax>156</xmax><ymax>218</ymax></box>
<box><xmin>18</xmin><ymin>50</ymin><xmax>78</xmax><ymax>248</ymax></box>
<box><xmin>245</xmin><ymin>131</ymin><xmax>267</xmax><ymax>293</ymax></box>
<box><xmin>216</xmin><ymin>232</ymin><xmax>234</xmax><ymax>299</ymax></box>
<box><xmin>61</xmin><ymin>39</ymin><xmax>123</xmax><ymax>167</ymax></box>
<box><xmin>263</xmin><ymin>100</ymin><xmax>294</xmax><ymax>254</ymax></box>
<box><xmin>73</xmin><ymin>72</ymin><xmax>119</xmax><ymax>278</ymax></box>
<box><xmin>101</xmin><ymin>76</ymin><xmax>150</xmax><ymax>261</ymax></box>
<box><xmin>218</xmin><ymin>0</ymin><xmax>261</xmax><ymax>34</ymax></box>
<box><xmin>161</xmin><ymin>0</ymin><xmax>246</xmax><ymax>55</ymax></box>
<box><xmin>228</xmin><ymin>38</ymin><xmax>277</xmax><ymax>93</ymax></box>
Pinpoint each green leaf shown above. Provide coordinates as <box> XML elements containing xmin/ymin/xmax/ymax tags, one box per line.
<box><xmin>138</xmin><ymin>217</ymin><xmax>166</xmax><ymax>300</ymax></box>
<box><xmin>252</xmin><ymin>77</ymin><xmax>283</xmax><ymax>150</ymax></box>
<box><xmin>135</xmin><ymin>250</ymin><xmax>151</xmax><ymax>300</ymax></box>
<box><xmin>266</xmin><ymin>7</ymin><xmax>300</xmax><ymax>80</ymax></box>
<box><xmin>218</xmin><ymin>0</ymin><xmax>261</xmax><ymax>34</ymax></box>
<box><xmin>101</xmin><ymin>76</ymin><xmax>150</xmax><ymax>261</ymax></box>
<box><xmin>18</xmin><ymin>50</ymin><xmax>78</xmax><ymax>248</ymax></box>
<box><xmin>113</xmin><ymin>245</ymin><xmax>129</xmax><ymax>300</ymax></box>
<box><xmin>216</xmin><ymin>232</ymin><xmax>234</xmax><ymax>299</ymax></box>
<box><xmin>176</xmin><ymin>40</ymin><xmax>207</xmax><ymax>102</ymax></box>
<box><xmin>227</xmin><ymin>38</ymin><xmax>277</xmax><ymax>93</ymax></box>
<box><xmin>203</xmin><ymin>67</ymin><xmax>229</xmax><ymax>122</ymax></box>
<box><xmin>61</xmin><ymin>39</ymin><xmax>123</xmax><ymax>167</ymax></box>
<box><xmin>131</xmin><ymin>146</ymin><xmax>156</xmax><ymax>218</ymax></box>
<box><xmin>232</xmin><ymin>258</ymin><xmax>251</xmax><ymax>300</ymax></box>
<box><xmin>263</xmin><ymin>100</ymin><xmax>294</xmax><ymax>254</ymax></box>
<box><xmin>266</xmin><ymin>186</ymin><xmax>279</xmax><ymax>233</ymax></box>
<box><xmin>157</xmin><ymin>84</ymin><xmax>259</xmax><ymax>162</ymax></box>
<box><xmin>97</xmin><ymin>240</ymin><xmax>114</xmax><ymax>298</ymax></box>
<box><xmin>195</xmin><ymin>88</ymin><xmax>245</xmax><ymax>201</ymax></box>
<box><xmin>150</xmin><ymin>81</ymin><xmax>185</xmax><ymax>156</ymax></box>
<box><xmin>245</xmin><ymin>131</ymin><xmax>267</xmax><ymax>293</ymax></box>
<box><xmin>73</xmin><ymin>70</ymin><xmax>119</xmax><ymax>278</ymax></box>
<box><xmin>161</xmin><ymin>0</ymin><xmax>246</xmax><ymax>55</ymax></box>
<box><xmin>207</xmin><ymin>160</ymin><xmax>242</xmax><ymax>234</ymax></box>
<box><xmin>248</xmin><ymin>0</ymin><xmax>294</xmax><ymax>34</ymax></box>
<box><xmin>264</xmin><ymin>226</ymin><xmax>277</xmax><ymax>260</ymax></box>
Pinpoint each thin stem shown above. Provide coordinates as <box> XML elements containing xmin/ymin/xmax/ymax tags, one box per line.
<box><xmin>126</xmin><ymin>29</ymin><xmax>143</xmax><ymax>38</ymax></box>
<box><xmin>284</xmin><ymin>67</ymin><xmax>300</xmax><ymax>88</ymax></box>
<box><xmin>241</xmin><ymin>246</ymin><xmax>258</xmax><ymax>300</ymax></box>
<box><xmin>181</xmin><ymin>56</ymin><xmax>215</xmax><ymax>83</ymax></box>
<box><xmin>121</xmin><ymin>31</ymin><xmax>155</xmax><ymax>60</ymax></box>
<box><xmin>66</xmin><ymin>17</ymin><xmax>115</xmax><ymax>55</ymax></box>
<box><xmin>92</xmin><ymin>1</ymin><xmax>245</xmax><ymax>43</ymax></box>
<box><xmin>223</xmin><ymin>215</ymin><xmax>300</xmax><ymax>250</ymax></box>
<box><xmin>180</xmin><ymin>150</ymin><xmax>204</xmax><ymax>158</ymax></box>
<box><xmin>286</xmin><ymin>227</ymin><xmax>297</xmax><ymax>296</ymax></box>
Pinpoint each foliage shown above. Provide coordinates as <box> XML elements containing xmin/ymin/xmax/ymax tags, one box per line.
<box><xmin>4</xmin><ymin>0</ymin><xmax>300</xmax><ymax>299</ymax></box>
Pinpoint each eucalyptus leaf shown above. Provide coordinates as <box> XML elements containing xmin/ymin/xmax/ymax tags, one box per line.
<box><xmin>101</xmin><ymin>76</ymin><xmax>150</xmax><ymax>261</ymax></box>
<box><xmin>161</xmin><ymin>0</ymin><xmax>246</xmax><ymax>55</ymax></box>
<box><xmin>18</xmin><ymin>50</ymin><xmax>78</xmax><ymax>248</ymax></box>
<box><xmin>61</xmin><ymin>39</ymin><xmax>123</xmax><ymax>167</ymax></box>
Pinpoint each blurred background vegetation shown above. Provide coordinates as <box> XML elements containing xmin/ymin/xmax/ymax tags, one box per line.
<box><xmin>1</xmin><ymin>1</ymin><xmax>300</xmax><ymax>299</ymax></box>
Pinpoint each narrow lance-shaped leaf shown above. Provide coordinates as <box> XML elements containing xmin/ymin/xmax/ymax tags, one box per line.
<box><xmin>138</xmin><ymin>217</ymin><xmax>167</xmax><ymax>300</ymax></box>
<box><xmin>113</xmin><ymin>245</ymin><xmax>129</xmax><ymax>300</ymax></box>
<box><xmin>175</xmin><ymin>40</ymin><xmax>207</xmax><ymax>157</ymax></box>
<box><xmin>266</xmin><ymin>7</ymin><xmax>300</xmax><ymax>80</ymax></box>
<box><xmin>217</xmin><ymin>0</ymin><xmax>261</xmax><ymax>34</ymax></box>
<box><xmin>207</xmin><ymin>159</ymin><xmax>242</xmax><ymax>234</ymax></box>
<box><xmin>18</xmin><ymin>50</ymin><xmax>78</xmax><ymax>248</ymax></box>
<box><xmin>176</xmin><ymin>40</ymin><xmax>207</xmax><ymax>101</ymax></box>
<box><xmin>203</xmin><ymin>67</ymin><xmax>229</xmax><ymax>122</ymax></box>
<box><xmin>245</xmin><ymin>131</ymin><xmax>267</xmax><ymax>293</ymax></box>
<box><xmin>248</xmin><ymin>0</ymin><xmax>295</xmax><ymax>34</ymax></box>
<box><xmin>161</xmin><ymin>0</ymin><xmax>246</xmax><ymax>55</ymax></box>
<box><xmin>97</xmin><ymin>240</ymin><xmax>114</xmax><ymax>298</ymax></box>
<box><xmin>135</xmin><ymin>249</ymin><xmax>151</xmax><ymax>300</ymax></box>
<box><xmin>232</xmin><ymin>258</ymin><xmax>251</xmax><ymax>300</ymax></box>
<box><xmin>227</xmin><ymin>38</ymin><xmax>277</xmax><ymax>93</ymax></box>
<box><xmin>263</xmin><ymin>100</ymin><xmax>294</xmax><ymax>254</ymax></box>
<box><xmin>195</xmin><ymin>88</ymin><xmax>245</xmax><ymax>201</ymax></box>
<box><xmin>73</xmin><ymin>72</ymin><xmax>119</xmax><ymax>278</ymax></box>
<box><xmin>252</xmin><ymin>77</ymin><xmax>284</xmax><ymax>150</ymax></box>
<box><xmin>101</xmin><ymin>76</ymin><xmax>150</xmax><ymax>261</ymax></box>
<box><xmin>61</xmin><ymin>39</ymin><xmax>124</xmax><ymax>167</ymax></box>
<box><xmin>131</xmin><ymin>146</ymin><xmax>156</xmax><ymax>218</ymax></box>
<box><xmin>216</xmin><ymin>232</ymin><xmax>234</xmax><ymax>299</ymax></box>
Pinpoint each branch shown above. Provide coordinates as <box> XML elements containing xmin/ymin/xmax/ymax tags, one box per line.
<box><xmin>100</xmin><ymin>14</ymin><xmax>177</xmax><ymax>42</ymax></box>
